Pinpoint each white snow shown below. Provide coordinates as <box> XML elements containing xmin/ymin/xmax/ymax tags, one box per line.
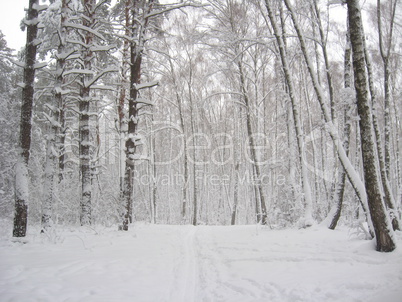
<box><xmin>0</xmin><ymin>223</ymin><xmax>401</xmax><ymax>302</ymax></box>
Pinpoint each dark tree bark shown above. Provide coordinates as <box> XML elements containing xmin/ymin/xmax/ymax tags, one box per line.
<box><xmin>122</xmin><ymin>31</ymin><xmax>141</xmax><ymax>231</ymax></box>
<box><xmin>347</xmin><ymin>0</ymin><xmax>396</xmax><ymax>252</ymax></box>
<box><xmin>57</xmin><ymin>0</ymin><xmax>69</xmax><ymax>183</ymax></box>
<box><xmin>122</xmin><ymin>0</ymin><xmax>155</xmax><ymax>230</ymax></box>
<box><xmin>118</xmin><ymin>0</ymin><xmax>132</xmax><ymax>230</ymax></box>
<box><xmin>13</xmin><ymin>0</ymin><xmax>40</xmax><ymax>237</ymax></box>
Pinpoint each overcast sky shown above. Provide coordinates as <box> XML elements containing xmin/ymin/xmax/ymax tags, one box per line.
<box><xmin>0</xmin><ymin>0</ymin><xmax>27</xmax><ymax>52</ymax></box>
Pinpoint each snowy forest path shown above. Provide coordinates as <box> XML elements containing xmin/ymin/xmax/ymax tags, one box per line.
<box><xmin>168</xmin><ymin>226</ymin><xmax>199</xmax><ymax>302</ymax></box>
<box><xmin>1</xmin><ymin>225</ymin><xmax>401</xmax><ymax>302</ymax></box>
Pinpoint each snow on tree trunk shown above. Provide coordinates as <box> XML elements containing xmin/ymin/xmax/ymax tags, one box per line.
<box><xmin>376</xmin><ymin>0</ymin><xmax>397</xmax><ymax>181</ymax></box>
<box><xmin>56</xmin><ymin>0</ymin><xmax>69</xmax><ymax>183</ymax></box>
<box><xmin>166</xmin><ymin>54</ymin><xmax>189</xmax><ymax>222</ymax></box>
<box><xmin>42</xmin><ymin>138</ymin><xmax>56</xmax><ymax>232</ymax></box>
<box><xmin>231</xmin><ymin>105</ymin><xmax>241</xmax><ymax>225</ymax></box>
<box><xmin>363</xmin><ymin>36</ymin><xmax>400</xmax><ymax>231</ymax></box>
<box><xmin>78</xmin><ymin>0</ymin><xmax>96</xmax><ymax>226</ymax></box>
<box><xmin>118</xmin><ymin>0</ymin><xmax>130</xmax><ymax>228</ymax></box>
<box><xmin>122</xmin><ymin>43</ymin><xmax>140</xmax><ymax>231</ymax></box>
<box><xmin>374</xmin><ymin>0</ymin><xmax>400</xmax><ymax>230</ymax></box>
<box><xmin>42</xmin><ymin>0</ymin><xmax>71</xmax><ymax>232</ymax></box>
<box><xmin>120</xmin><ymin>0</ymin><xmax>158</xmax><ymax>230</ymax></box>
<box><xmin>277</xmin><ymin>0</ymin><xmax>374</xmax><ymax>234</ymax></box>
<box><xmin>328</xmin><ymin>29</ymin><xmax>353</xmax><ymax>230</ymax></box>
<box><xmin>264</xmin><ymin>1</ymin><xmax>313</xmax><ymax>227</ymax></box>
<box><xmin>13</xmin><ymin>0</ymin><xmax>40</xmax><ymax>237</ymax></box>
<box><xmin>123</xmin><ymin>0</ymin><xmax>144</xmax><ymax>231</ymax></box>
<box><xmin>347</xmin><ymin>0</ymin><xmax>396</xmax><ymax>252</ymax></box>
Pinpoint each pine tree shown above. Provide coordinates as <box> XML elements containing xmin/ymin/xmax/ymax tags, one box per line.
<box><xmin>13</xmin><ymin>0</ymin><xmax>43</xmax><ymax>237</ymax></box>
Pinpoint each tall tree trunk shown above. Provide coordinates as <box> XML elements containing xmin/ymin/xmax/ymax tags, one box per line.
<box><xmin>190</xmin><ymin>92</ymin><xmax>198</xmax><ymax>226</ymax></box>
<box><xmin>42</xmin><ymin>0</ymin><xmax>70</xmax><ymax>232</ymax></box>
<box><xmin>57</xmin><ymin>0</ymin><xmax>68</xmax><ymax>182</ymax></box>
<box><xmin>79</xmin><ymin>0</ymin><xmax>96</xmax><ymax>226</ymax></box>
<box><xmin>167</xmin><ymin>54</ymin><xmax>189</xmax><ymax>222</ymax></box>
<box><xmin>122</xmin><ymin>0</ymin><xmax>155</xmax><ymax>230</ymax></box>
<box><xmin>364</xmin><ymin>38</ymin><xmax>400</xmax><ymax>231</ymax></box>
<box><xmin>149</xmin><ymin>103</ymin><xmax>157</xmax><ymax>223</ymax></box>
<box><xmin>42</xmin><ymin>130</ymin><xmax>57</xmax><ymax>232</ymax></box>
<box><xmin>377</xmin><ymin>0</ymin><xmax>397</xmax><ymax>180</ymax></box>
<box><xmin>237</xmin><ymin>60</ymin><xmax>268</xmax><ymax>225</ymax></box>
<box><xmin>328</xmin><ymin>26</ymin><xmax>353</xmax><ymax>230</ymax></box>
<box><xmin>13</xmin><ymin>0</ymin><xmax>40</xmax><ymax>237</ymax></box>
<box><xmin>276</xmin><ymin>0</ymin><xmax>373</xmax><ymax>234</ymax></box>
<box><xmin>118</xmin><ymin>0</ymin><xmax>131</xmax><ymax>229</ymax></box>
<box><xmin>374</xmin><ymin>0</ymin><xmax>400</xmax><ymax>230</ymax></box>
<box><xmin>179</xmin><ymin>99</ymin><xmax>189</xmax><ymax>222</ymax></box>
<box><xmin>231</xmin><ymin>105</ymin><xmax>241</xmax><ymax>225</ymax></box>
<box><xmin>312</xmin><ymin>0</ymin><xmax>334</xmax><ymax>117</ymax></box>
<box><xmin>122</xmin><ymin>35</ymin><xmax>141</xmax><ymax>231</ymax></box>
<box><xmin>347</xmin><ymin>0</ymin><xmax>396</xmax><ymax>252</ymax></box>
<box><xmin>265</xmin><ymin>2</ymin><xmax>313</xmax><ymax>227</ymax></box>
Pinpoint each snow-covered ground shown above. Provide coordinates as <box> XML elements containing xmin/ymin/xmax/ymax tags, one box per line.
<box><xmin>1</xmin><ymin>223</ymin><xmax>401</xmax><ymax>302</ymax></box>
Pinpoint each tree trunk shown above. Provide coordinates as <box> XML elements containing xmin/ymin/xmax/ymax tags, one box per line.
<box><xmin>41</xmin><ymin>135</ymin><xmax>56</xmax><ymax>232</ymax></box>
<box><xmin>57</xmin><ymin>0</ymin><xmax>68</xmax><ymax>183</ymax></box>
<box><xmin>374</xmin><ymin>0</ymin><xmax>399</xmax><ymax>230</ymax></box>
<box><xmin>167</xmin><ymin>54</ymin><xmax>189</xmax><ymax>222</ymax></box>
<box><xmin>377</xmin><ymin>0</ymin><xmax>397</xmax><ymax>180</ymax></box>
<box><xmin>347</xmin><ymin>0</ymin><xmax>396</xmax><ymax>252</ymax></box>
<box><xmin>237</xmin><ymin>60</ymin><xmax>268</xmax><ymax>225</ymax></box>
<box><xmin>79</xmin><ymin>0</ymin><xmax>96</xmax><ymax>226</ymax></box>
<box><xmin>364</xmin><ymin>43</ymin><xmax>400</xmax><ymax>231</ymax></box>
<box><xmin>188</xmin><ymin>67</ymin><xmax>198</xmax><ymax>226</ymax></box>
<box><xmin>265</xmin><ymin>1</ymin><xmax>313</xmax><ymax>227</ymax></box>
<box><xmin>121</xmin><ymin>0</ymin><xmax>155</xmax><ymax>230</ymax></box>
<box><xmin>13</xmin><ymin>0</ymin><xmax>40</xmax><ymax>237</ymax></box>
<box><xmin>231</xmin><ymin>105</ymin><xmax>241</xmax><ymax>225</ymax></box>
<box><xmin>118</xmin><ymin>0</ymin><xmax>131</xmax><ymax>229</ymax></box>
<box><xmin>328</xmin><ymin>27</ymin><xmax>353</xmax><ymax>230</ymax></box>
<box><xmin>122</xmin><ymin>37</ymin><xmax>141</xmax><ymax>231</ymax></box>
<box><xmin>278</xmin><ymin>0</ymin><xmax>373</xmax><ymax>234</ymax></box>
<box><xmin>42</xmin><ymin>0</ymin><xmax>70</xmax><ymax>232</ymax></box>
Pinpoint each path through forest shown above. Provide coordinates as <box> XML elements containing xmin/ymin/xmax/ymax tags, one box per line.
<box><xmin>0</xmin><ymin>223</ymin><xmax>401</xmax><ymax>302</ymax></box>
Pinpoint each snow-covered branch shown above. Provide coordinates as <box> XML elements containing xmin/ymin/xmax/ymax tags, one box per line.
<box><xmin>84</xmin><ymin>67</ymin><xmax>118</xmax><ymax>88</ymax></box>
<box><xmin>144</xmin><ymin>2</ymin><xmax>205</xmax><ymax>19</ymax></box>
<box><xmin>64</xmin><ymin>22</ymin><xmax>106</xmax><ymax>41</ymax></box>
<box><xmin>133</xmin><ymin>80</ymin><xmax>159</xmax><ymax>90</ymax></box>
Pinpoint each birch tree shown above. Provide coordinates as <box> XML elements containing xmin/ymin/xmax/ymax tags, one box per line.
<box><xmin>376</xmin><ymin>0</ymin><xmax>398</xmax><ymax>179</ymax></box>
<box><xmin>328</xmin><ymin>27</ymin><xmax>353</xmax><ymax>230</ymax></box>
<box><xmin>263</xmin><ymin>0</ymin><xmax>372</xmax><ymax>236</ymax></box>
<box><xmin>347</xmin><ymin>0</ymin><xmax>396</xmax><ymax>252</ymax></box>
<box><xmin>264</xmin><ymin>0</ymin><xmax>314</xmax><ymax>227</ymax></box>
